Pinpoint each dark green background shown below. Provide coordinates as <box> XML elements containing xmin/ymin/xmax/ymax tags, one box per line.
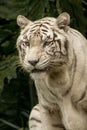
<box><xmin>0</xmin><ymin>0</ymin><xmax>87</xmax><ymax>130</ymax></box>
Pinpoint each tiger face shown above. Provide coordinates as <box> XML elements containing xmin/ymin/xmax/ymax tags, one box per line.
<box><xmin>17</xmin><ymin>13</ymin><xmax>70</xmax><ymax>76</ymax></box>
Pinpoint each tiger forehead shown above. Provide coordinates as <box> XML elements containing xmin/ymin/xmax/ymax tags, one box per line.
<box><xmin>23</xmin><ymin>23</ymin><xmax>54</xmax><ymax>42</ymax></box>
<box><xmin>23</xmin><ymin>18</ymin><xmax>55</xmax><ymax>35</ymax></box>
<box><xmin>29</xmin><ymin>20</ymin><xmax>54</xmax><ymax>33</ymax></box>
<box><xmin>31</xmin><ymin>17</ymin><xmax>56</xmax><ymax>26</ymax></box>
<box><xmin>22</xmin><ymin>17</ymin><xmax>65</xmax><ymax>42</ymax></box>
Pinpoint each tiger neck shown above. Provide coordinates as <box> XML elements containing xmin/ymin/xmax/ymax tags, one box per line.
<box><xmin>32</xmin><ymin>66</ymin><xmax>72</xmax><ymax>98</ymax></box>
<box><xmin>48</xmin><ymin>67</ymin><xmax>71</xmax><ymax>96</ymax></box>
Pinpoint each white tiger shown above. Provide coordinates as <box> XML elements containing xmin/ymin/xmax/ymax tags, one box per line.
<box><xmin>16</xmin><ymin>12</ymin><xmax>87</xmax><ymax>130</ymax></box>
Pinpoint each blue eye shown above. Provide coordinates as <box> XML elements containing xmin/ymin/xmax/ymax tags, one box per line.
<box><xmin>25</xmin><ymin>41</ymin><xmax>30</xmax><ymax>46</ymax></box>
<box><xmin>43</xmin><ymin>42</ymin><xmax>50</xmax><ymax>47</ymax></box>
<box><xmin>43</xmin><ymin>41</ymin><xmax>53</xmax><ymax>47</ymax></box>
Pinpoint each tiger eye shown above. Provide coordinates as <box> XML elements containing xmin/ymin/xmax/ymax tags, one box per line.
<box><xmin>43</xmin><ymin>42</ymin><xmax>50</xmax><ymax>47</ymax></box>
<box><xmin>25</xmin><ymin>41</ymin><xmax>30</xmax><ymax>46</ymax></box>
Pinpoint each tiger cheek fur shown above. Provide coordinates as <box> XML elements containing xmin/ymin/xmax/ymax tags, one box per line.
<box><xmin>17</xmin><ymin>12</ymin><xmax>87</xmax><ymax>130</ymax></box>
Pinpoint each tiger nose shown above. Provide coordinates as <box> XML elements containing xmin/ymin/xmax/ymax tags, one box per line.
<box><xmin>28</xmin><ymin>59</ymin><xmax>39</xmax><ymax>66</ymax></box>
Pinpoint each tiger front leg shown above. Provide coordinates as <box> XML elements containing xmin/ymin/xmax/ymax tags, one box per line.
<box><xmin>40</xmin><ymin>105</ymin><xmax>65</xmax><ymax>130</ymax></box>
<box><xmin>29</xmin><ymin>104</ymin><xmax>42</xmax><ymax>130</ymax></box>
<box><xmin>29</xmin><ymin>104</ymin><xmax>65</xmax><ymax>130</ymax></box>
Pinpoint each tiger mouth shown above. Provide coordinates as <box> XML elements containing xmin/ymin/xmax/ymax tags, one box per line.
<box><xmin>31</xmin><ymin>68</ymin><xmax>48</xmax><ymax>73</ymax></box>
<box><xmin>30</xmin><ymin>62</ymin><xmax>65</xmax><ymax>73</ymax></box>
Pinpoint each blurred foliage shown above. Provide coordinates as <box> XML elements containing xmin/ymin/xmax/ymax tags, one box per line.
<box><xmin>0</xmin><ymin>56</ymin><xmax>17</xmax><ymax>90</ymax></box>
<box><xmin>0</xmin><ymin>0</ymin><xmax>87</xmax><ymax>130</ymax></box>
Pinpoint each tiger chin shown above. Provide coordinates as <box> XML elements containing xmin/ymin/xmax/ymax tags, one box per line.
<box><xmin>16</xmin><ymin>12</ymin><xmax>87</xmax><ymax>130</ymax></box>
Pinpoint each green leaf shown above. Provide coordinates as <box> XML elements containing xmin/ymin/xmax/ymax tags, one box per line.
<box><xmin>0</xmin><ymin>56</ymin><xmax>18</xmax><ymax>90</ymax></box>
<box><xmin>0</xmin><ymin>119</ymin><xmax>20</xmax><ymax>129</ymax></box>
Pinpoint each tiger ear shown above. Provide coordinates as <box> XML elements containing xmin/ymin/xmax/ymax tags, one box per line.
<box><xmin>56</xmin><ymin>12</ymin><xmax>70</xmax><ymax>31</ymax></box>
<box><xmin>17</xmin><ymin>15</ymin><xmax>32</xmax><ymax>29</ymax></box>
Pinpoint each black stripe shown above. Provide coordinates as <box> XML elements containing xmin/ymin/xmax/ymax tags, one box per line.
<box><xmin>46</xmin><ymin>51</ymin><xmax>54</xmax><ymax>56</ymax></box>
<box><xmin>31</xmin><ymin>24</ymin><xmax>40</xmax><ymax>28</ymax></box>
<box><xmin>57</xmin><ymin>39</ymin><xmax>61</xmax><ymax>51</ymax></box>
<box><xmin>41</xmin><ymin>104</ymin><xmax>49</xmax><ymax>110</ymax></box>
<box><xmin>53</xmin><ymin>32</ymin><xmax>58</xmax><ymax>40</ymax></box>
<box><xmin>30</xmin><ymin>28</ymin><xmax>36</xmax><ymax>32</ymax></box>
<box><xmin>42</xmin><ymin>24</ymin><xmax>49</xmax><ymax>29</ymax></box>
<box><xmin>30</xmin><ymin>125</ymin><xmax>37</xmax><ymax>129</ymax></box>
<box><xmin>41</xmin><ymin>29</ymin><xmax>48</xmax><ymax>32</ymax></box>
<box><xmin>46</xmin><ymin>86</ymin><xmax>58</xmax><ymax>98</ymax></box>
<box><xmin>52</xmin><ymin>124</ymin><xmax>65</xmax><ymax>129</ymax></box>
<box><xmin>73</xmin><ymin>49</ymin><xmax>77</xmax><ymax>80</ymax></box>
<box><xmin>75</xmin><ymin>86</ymin><xmax>87</xmax><ymax>103</ymax></box>
<box><xmin>33</xmin><ymin>107</ymin><xmax>40</xmax><ymax>112</ymax></box>
<box><xmin>18</xmin><ymin>44</ymin><xmax>22</xmax><ymax>51</ymax></box>
<box><xmin>42</xmin><ymin>94</ymin><xmax>52</xmax><ymax>104</ymax></box>
<box><xmin>42</xmin><ymin>32</ymin><xmax>48</xmax><ymax>35</ymax></box>
<box><xmin>63</xmin><ymin>87</ymin><xmax>72</xmax><ymax>97</ymax></box>
<box><xmin>29</xmin><ymin>117</ymin><xmax>42</xmax><ymax>123</ymax></box>
<box><xmin>64</xmin><ymin>39</ymin><xmax>68</xmax><ymax>52</ymax></box>
<box><xmin>69</xmin><ymin>49</ymin><xmax>77</xmax><ymax>76</ymax></box>
<box><xmin>23</xmin><ymin>28</ymin><xmax>30</xmax><ymax>35</ymax></box>
<box><xmin>43</xmin><ymin>21</ymin><xmax>52</xmax><ymax>25</ymax></box>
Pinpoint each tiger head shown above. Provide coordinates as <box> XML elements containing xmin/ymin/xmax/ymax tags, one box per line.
<box><xmin>16</xmin><ymin>12</ymin><xmax>71</xmax><ymax>77</ymax></box>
